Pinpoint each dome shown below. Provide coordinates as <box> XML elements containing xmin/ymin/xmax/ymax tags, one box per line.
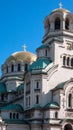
<box><xmin>51</xmin><ymin>8</ymin><xmax>71</xmax><ymax>15</ymax></box>
<box><xmin>4</xmin><ymin>51</ymin><xmax>36</xmax><ymax>64</ymax></box>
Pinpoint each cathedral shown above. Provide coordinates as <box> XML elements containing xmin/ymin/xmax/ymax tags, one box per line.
<box><xmin>0</xmin><ymin>4</ymin><xmax>73</xmax><ymax>130</ymax></box>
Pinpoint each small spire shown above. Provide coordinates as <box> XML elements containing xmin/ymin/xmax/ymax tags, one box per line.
<box><xmin>22</xmin><ymin>44</ymin><xmax>27</xmax><ymax>52</ymax></box>
<box><xmin>59</xmin><ymin>2</ymin><xmax>63</xmax><ymax>8</ymax></box>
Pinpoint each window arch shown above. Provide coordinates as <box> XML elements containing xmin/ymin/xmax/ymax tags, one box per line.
<box><xmin>45</xmin><ymin>50</ymin><xmax>47</xmax><ymax>56</ymax></box>
<box><xmin>68</xmin><ymin>94</ymin><xmax>72</xmax><ymax>107</ymax></box>
<box><xmin>18</xmin><ymin>63</ymin><xmax>21</xmax><ymax>71</ymax></box>
<box><xmin>55</xmin><ymin>17</ymin><xmax>60</xmax><ymax>30</ymax></box>
<box><xmin>63</xmin><ymin>56</ymin><xmax>66</xmax><ymax>66</ymax></box>
<box><xmin>71</xmin><ymin>58</ymin><xmax>73</xmax><ymax>67</ymax></box>
<box><xmin>11</xmin><ymin>64</ymin><xmax>14</xmax><ymax>72</ymax></box>
<box><xmin>65</xmin><ymin>18</ymin><xmax>69</xmax><ymax>30</ymax></box>
<box><xmin>67</xmin><ymin>57</ymin><xmax>70</xmax><ymax>66</ymax></box>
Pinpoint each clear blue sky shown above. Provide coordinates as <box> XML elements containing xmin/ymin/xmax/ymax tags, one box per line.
<box><xmin>0</xmin><ymin>0</ymin><xmax>73</xmax><ymax>74</ymax></box>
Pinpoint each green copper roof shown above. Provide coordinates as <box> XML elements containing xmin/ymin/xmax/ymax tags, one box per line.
<box><xmin>44</xmin><ymin>102</ymin><xmax>60</xmax><ymax>109</ymax></box>
<box><xmin>3</xmin><ymin>119</ymin><xmax>25</xmax><ymax>124</ymax></box>
<box><xmin>17</xmin><ymin>83</ymin><xmax>24</xmax><ymax>92</ymax></box>
<box><xmin>36</xmin><ymin>44</ymin><xmax>49</xmax><ymax>50</ymax></box>
<box><xmin>29</xmin><ymin>58</ymin><xmax>52</xmax><ymax>71</ymax></box>
<box><xmin>0</xmin><ymin>83</ymin><xmax>7</xmax><ymax>93</ymax></box>
<box><xmin>52</xmin><ymin>81</ymin><xmax>66</xmax><ymax>91</ymax></box>
<box><xmin>2</xmin><ymin>104</ymin><xmax>24</xmax><ymax>112</ymax></box>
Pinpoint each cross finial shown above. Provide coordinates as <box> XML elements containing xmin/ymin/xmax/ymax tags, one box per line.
<box><xmin>22</xmin><ymin>44</ymin><xmax>27</xmax><ymax>52</ymax></box>
<box><xmin>59</xmin><ymin>2</ymin><xmax>63</xmax><ymax>8</ymax></box>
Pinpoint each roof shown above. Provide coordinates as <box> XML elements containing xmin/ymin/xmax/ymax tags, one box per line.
<box><xmin>52</xmin><ymin>81</ymin><xmax>66</xmax><ymax>91</ymax></box>
<box><xmin>29</xmin><ymin>58</ymin><xmax>52</xmax><ymax>71</ymax></box>
<box><xmin>17</xmin><ymin>83</ymin><xmax>24</xmax><ymax>92</ymax></box>
<box><xmin>2</xmin><ymin>104</ymin><xmax>24</xmax><ymax>112</ymax></box>
<box><xmin>44</xmin><ymin>102</ymin><xmax>60</xmax><ymax>109</ymax></box>
<box><xmin>0</xmin><ymin>83</ymin><xmax>7</xmax><ymax>93</ymax></box>
<box><xmin>36</xmin><ymin>44</ymin><xmax>49</xmax><ymax>51</ymax></box>
<box><xmin>4</xmin><ymin>51</ymin><xmax>36</xmax><ymax>64</ymax></box>
<box><xmin>51</xmin><ymin>8</ymin><xmax>70</xmax><ymax>15</ymax></box>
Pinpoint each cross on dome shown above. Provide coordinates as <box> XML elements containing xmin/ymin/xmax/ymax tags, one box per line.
<box><xmin>22</xmin><ymin>44</ymin><xmax>27</xmax><ymax>52</ymax></box>
<box><xmin>59</xmin><ymin>2</ymin><xmax>63</xmax><ymax>8</ymax></box>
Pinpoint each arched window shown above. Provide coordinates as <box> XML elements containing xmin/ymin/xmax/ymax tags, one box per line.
<box><xmin>1</xmin><ymin>94</ymin><xmax>4</xmax><ymax>101</ymax></box>
<box><xmin>64</xmin><ymin>124</ymin><xmax>72</xmax><ymax>130</ymax></box>
<box><xmin>18</xmin><ymin>63</ymin><xmax>21</xmax><ymax>71</ymax></box>
<box><xmin>16</xmin><ymin>113</ymin><xmax>19</xmax><ymax>119</ymax></box>
<box><xmin>67</xmin><ymin>57</ymin><xmax>70</xmax><ymax>66</ymax></box>
<box><xmin>68</xmin><ymin>94</ymin><xmax>72</xmax><ymax>107</ymax></box>
<box><xmin>63</xmin><ymin>56</ymin><xmax>66</xmax><ymax>66</ymax></box>
<box><xmin>55</xmin><ymin>112</ymin><xmax>58</xmax><ymax>119</ymax></box>
<box><xmin>13</xmin><ymin>113</ymin><xmax>15</xmax><ymax>119</ymax></box>
<box><xmin>25</xmin><ymin>64</ymin><xmax>28</xmax><ymax>71</ymax></box>
<box><xmin>36</xmin><ymin>82</ymin><xmax>39</xmax><ymax>89</ymax></box>
<box><xmin>11</xmin><ymin>64</ymin><xmax>14</xmax><ymax>72</ymax></box>
<box><xmin>36</xmin><ymin>95</ymin><xmax>39</xmax><ymax>104</ymax></box>
<box><xmin>10</xmin><ymin>113</ymin><xmax>12</xmax><ymax>119</ymax></box>
<box><xmin>65</xmin><ymin>18</ymin><xmax>69</xmax><ymax>30</ymax></box>
<box><xmin>71</xmin><ymin>58</ymin><xmax>73</xmax><ymax>67</ymax></box>
<box><xmin>6</xmin><ymin>66</ymin><xmax>8</xmax><ymax>73</ymax></box>
<box><xmin>45</xmin><ymin>50</ymin><xmax>47</xmax><ymax>56</ymax></box>
<box><xmin>55</xmin><ymin>17</ymin><xmax>60</xmax><ymax>30</ymax></box>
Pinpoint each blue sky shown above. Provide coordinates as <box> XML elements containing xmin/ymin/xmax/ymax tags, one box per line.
<box><xmin>0</xmin><ymin>0</ymin><xmax>73</xmax><ymax>74</ymax></box>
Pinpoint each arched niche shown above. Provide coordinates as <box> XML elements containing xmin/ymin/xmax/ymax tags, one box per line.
<box><xmin>64</xmin><ymin>124</ymin><xmax>72</xmax><ymax>130</ymax></box>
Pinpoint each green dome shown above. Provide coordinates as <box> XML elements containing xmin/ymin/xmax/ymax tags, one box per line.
<box><xmin>29</xmin><ymin>58</ymin><xmax>52</xmax><ymax>71</ymax></box>
<box><xmin>2</xmin><ymin>104</ymin><xmax>24</xmax><ymax>112</ymax></box>
<box><xmin>0</xmin><ymin>83</ymin><xmax>7</xmax><ymax>93</ymax></box>
<box><xmin>44</xmin><ymin>102</ymin><xmax>60</xmax><ymax>109</ymax></box>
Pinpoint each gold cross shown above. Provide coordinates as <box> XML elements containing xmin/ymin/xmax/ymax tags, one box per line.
<box><xmin>59</xmin><ymin>2</ymin><xmax>63</xmax><ymax>8</ymax></box>
<box><xmin>22</xmin><ymin>44</ymin><xmax>27</xmax><ymax>52</ymax></box>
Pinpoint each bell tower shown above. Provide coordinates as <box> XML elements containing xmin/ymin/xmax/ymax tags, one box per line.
<box><xmin>38</xmin><ymin>5</ymin><xmax>73</xmax><ymax>65</ymax></box>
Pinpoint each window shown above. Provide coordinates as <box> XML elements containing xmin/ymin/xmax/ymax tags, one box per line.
<box><xmin>1</xmin><ymin>94</ymin><xmax>4</xmax><ymax>101</ymax></box>
<box><xmin>55</xmin><ymin>112</ymin><xmax>58</xmax><ymax>119</ymax></box>
<box><xmin>55</xmin><ymin>17</ymin><xmax>60</xmax><ymax>30</ymax></box>
<box><xmin>67</xmin><ymin>57</ymin><xmax>70</xmax><ymax>66</ymax></box>
<box><xmin>13</xmin><ymin>113</ymin><xmax>15</xmax><ymax>119</ymax></box>
<box><xmin>36</xmin><ymin>95</ymin><xmax>39</xmax><ymax>104</ymax></box>
<box><xmin>18</xmin><ymin>64</ymin><xmax>21</xmax><ymax>71</ymax></box>
<box><xmin>71</xmin><ymin>58</ymin><xmax>73</xmax><ymax>67</ymax></box>
<box><xmin>16</xmin><ymin>113</ymin><xmax>19</xmax><ymax>119</ymax></box>
<box><xmin>65</xmin><ymin>18</ymin><xmax>69</xmax><ymax>30</ymax></box>
<box><xmin>45</xmin><ymin>50</ymin><xmax>47</xmax><ymax>56</ymax></box>
<box><xmin>29</xmin><ymin>96</ymin><xmax>30</xmax><ymax>106</ymax></box>
<box><xmin>36</xmin><ymin>82</ymin><xmax>39</xmax><ymax>89</ymax></box>
<box><xmin>68</xmin><ymin>94</ymin><xmax>72</xmax><ymax>107</ymax></box>
<box><xmin>10</xmin><ymin>113</ymin><xmax>12</xmax><ymax>119</ymax></box>
<box><xmin>11</xmin><ymin>64</ymin><xmax>14</xmax><ymax>72</ymax></box>
<box><xmin>63</xmin><ymin>56</ymin><xmax>66</xmax><ymax>66</ymax></box>
<box><xmin>6</xmin><ymin>66</ymin><xmax>8</xmax><ymax>73</ymax></box>
<box><xmin>25</xmin><ymin>64</ymin><xmax>28</xmax><ymax>71</ymax></box>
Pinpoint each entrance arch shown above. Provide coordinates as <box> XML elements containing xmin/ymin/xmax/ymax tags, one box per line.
<box><xmin>64</xmin><ymin>124</ymin><xmax>72</xmax><ymax>130</ymax></box>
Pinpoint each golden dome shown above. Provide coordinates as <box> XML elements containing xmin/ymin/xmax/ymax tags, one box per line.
<box><xmin>51</xmin><ymin>8</ymin><xmax>70</xmax><ymax>15</ymax></box>
<box><xmin>5</xmin><ymin>51</ymin><xmax>37</xmax><ymax>64</ymax></box>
